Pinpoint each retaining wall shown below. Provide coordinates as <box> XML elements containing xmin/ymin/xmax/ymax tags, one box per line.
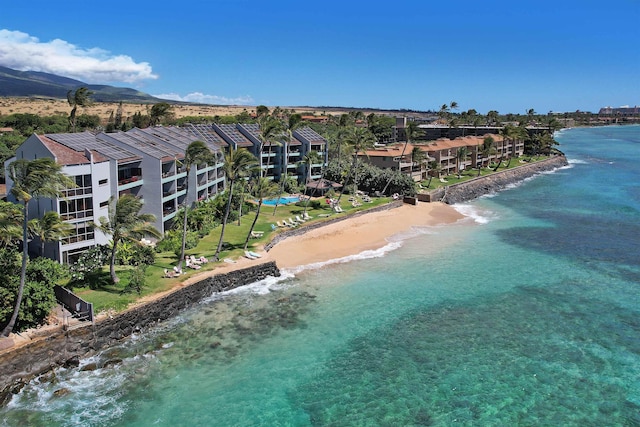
<box><xmin>0</xmin><ymin>262</ymin><xmax>280</xmax><ymax>403</ymax></box>
<box><xmin>422</xmin><ymin>156</ymin><xmax>568</xmax><ymax>204</ymax></box>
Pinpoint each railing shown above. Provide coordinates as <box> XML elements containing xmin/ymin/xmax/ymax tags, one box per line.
<box><xmin>54</xmin><ymin>285</ymin><xmax>93</xmax><ymax>323</ymax></box>
<box><xmin>118</xmin><ymin>175</ymin><xmax>142</xmax><ymax>186</ymax></box>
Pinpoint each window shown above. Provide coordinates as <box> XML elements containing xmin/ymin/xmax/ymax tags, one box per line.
<box><xmin>99</xmin><ymin>200</ymin><xmax>109</xmax><ymax>208</ymax></box>
<box><xmin>59</xmin><ymin>197</ymin><xmax>94</xmax><ymax>220</ymax></box>
<box><xmin>99</xmin><ymin>179</ymin><xmax>108</xmax><ymax>185</ymax></box>
<box><xmin>61</xmin><ymin>221</ymin><xmax>95</xmax><ymax>246</ymax></box>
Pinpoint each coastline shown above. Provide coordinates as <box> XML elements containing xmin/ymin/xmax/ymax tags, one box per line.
<box><xmin>0</xmin><ymin>157</ymin><xmax>566</xmax><ymax>398</ymax></box>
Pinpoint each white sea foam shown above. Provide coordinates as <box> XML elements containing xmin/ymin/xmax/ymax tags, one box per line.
<box><xmin>452</xmin><ymin>203</ymin><xmax>496</xmax><ymax>224</ymax></box>
<box><xmin>283</xmin><ymin>240</ymin><xmax>404</xmax><ymax>275</ymax></box>
<box><xmin>567</xmin><ymin>158</ymin><xmax>588</xmax><ymax>165</ymax></box>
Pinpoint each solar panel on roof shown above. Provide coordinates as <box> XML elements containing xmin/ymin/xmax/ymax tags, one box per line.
<box><xmin>47</xmin><ymin>132</ymin><xmax>138</xmax><ymax>161</ymax></box>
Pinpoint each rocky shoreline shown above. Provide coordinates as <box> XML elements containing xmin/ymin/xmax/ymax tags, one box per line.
<box><xmin>0</xmin><ymin>155</ymin><xmax>569</xmax><ymax>404</ymax></box>
<box><xmin>423</xmin><ymin>155</ymin><xmax>569</xmax><ymax>204</ymax></box>
<box><xmin>0</xmin><ymin>262</ymin><xmax>280</xmax><ymax>404</ymax></box>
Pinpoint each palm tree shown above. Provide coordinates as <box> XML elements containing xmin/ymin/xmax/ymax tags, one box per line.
<box><xmin>0</xmin><ymin>201</ymin><xmax>23</xmax><ymax>248</ymax></box>
<box><xmin>67</xmin><ymin>87</ymin><xmax>93</xmax><ymax>133</ymax></box>
<box><xmin>98</xmin><ymin>195</ymin><xmax>161</xmax><ymax>283</ymax></box>
<box><xmin>486</xmin><ymin>110</ymin><xmax>499</xmax><ymax>126</ymax></box>
<box><xmin>456</xmin><ymin>146</ymin><xmax>470</xmax><ymax>178</ymax></box>
<box><xmin>299</xmin><ymin>151</ymin><xmax>322</xmax><ymax>215</ymax></box>
<box><xmin>382</xmin><ymin>121</ymin><xmax>419</xmax><ymax>195</ymax></box>
<box><xmin>2</xmin><ymin>158</ymin><xmax>74</xmax><ymax>337</ymax></box>
<box><xmin>272</xmin><ymin>113</ymin><xmax>303</xmax><ymax>215</ymax></box>
<box><xmin>149</xmin><ymin>102</ymin><xmax>174</xmax><ymax>126</ymax></box>
<box><xmin>243</xmin><ymin>177</ymin><xmax>279</xmax><ymax>250</ymax></box>
<box><xmin>257</xmin><ymin>114</ymin><xmax>284</xmax><ymax>179</ymax></box>
<box><xmin>177</xmin><ymin>141</ymin><xmax>214</xmax><ymax>272</ymax></box>
<box><xmin>478</xmin><ymin>136</ymin><xmax>496</xmax><ymax>176</ymax></box>
<box><xmin>426</xmin><ymin>161</ymin><xmax>441</xmax><ymax>188</ymax></box>
<box><xmin>28</xmin><ymin>211</ymin><xmax>73</xmax><ymax>256</ymax></box>
<box><xmin>342</xmin><ymin>127</ymin><xmax>376</xmax><ymax>199</ymax></box>
<box><xmin>213</xmin><ymin>147</ymin><xmax>259</xmax><ymax>261</ymax></box>
<box><xmin>411</xmin><ymin>146</ymin><xmax>428</xmax><ymax>181</ymax></box>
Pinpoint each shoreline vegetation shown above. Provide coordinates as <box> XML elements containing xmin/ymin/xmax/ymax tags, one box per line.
<box><xmin>0</xmin><ymin>155</ymin><xmax>567</xmax><ymax>400</ymax></box>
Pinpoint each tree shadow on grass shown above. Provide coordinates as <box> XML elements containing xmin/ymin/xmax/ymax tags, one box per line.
<box><xmin>67</xmin><ymin>270</ymin><xmax>123</xmax><ymax>294</ymax></box>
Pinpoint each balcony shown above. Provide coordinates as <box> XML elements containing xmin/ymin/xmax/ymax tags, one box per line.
<box><xmin>117</xmin><ymin>176</ymin><xmax>144</xmax><ymax>191</ymax></box>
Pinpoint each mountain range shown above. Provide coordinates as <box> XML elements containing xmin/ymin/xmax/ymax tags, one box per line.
<box><xmin>0</xmin><ymin>65</ymin><xmax>163</xmax><ymax>103</ymax></box>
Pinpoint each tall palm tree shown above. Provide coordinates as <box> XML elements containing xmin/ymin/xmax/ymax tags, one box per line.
<box><xmin>425</xmin><ymin>161</ymin><xmax>441</xmax><ymax>188</ymax></box>
<box><xmin>243</xmin><ymin>177</ymin><xmax>279</xmax><ymax>250</ymax></box>
<box><xmin>213</xmin><ymin>147</ymin><xmax>258</xmax><ymax>260</ymax></box>
<box><xmin>98</xmin><ymin>195</ymin><xmax>161</xmax><ymax>283</ymax></box>
<box><xmin>2</xmin><ymin>158</ymin><xmax>74</xmax><ymax>337</ymax></box>
<box><xmin>67</xmin><ymin>87</ymin><xmax>93</xmax><ymax>133</ymax></box>
<box><xmin>177</xmin><ymin>141</ymin><xmax>214</xmax><ymax>272</ymax></box>
<box><xmin>272</xmin><ymin>113</ymin><xmax>303</xmax><ymax>215</ymax></box>
<box><xmin>257</xmin><ymin>114</ymin><xmax>284</xmax><ymax>179</ymax></box>
<box><xmin>382</xmin><ymin>121</ymin><xmax>419</xmax><ymax>195</ymax></box>
<box><xmin>456</xmin><ymin>146</ymin><xmax>470</xmax><ymax>178</ymax></box>
<box><xmin>342</xmin><ymin>127</ymin><xmax>376</xmax><ymax>198</ymax></box>
<box><xmin>299</xmin><ymin>151</ymin><xmax>322</xmax><ymax>215</ymax></box>
<box><xmin>0</xmin><ymin>200</ymin><xmax>23</xmax><ymax>248</ymax></box>
<box><xmin>411</xmin><ymin>146</ymin><xmax>428</xmax><ymax>181</ymax></box>
<box><xmin>28</xmin><ymin>211</ymin><xmax>73</xmax><ymax>256</ymax></box>
<box><xmin>478</xmin><ymin>136</ymin><xmax>496</xmax><ymax>176</ymax></box>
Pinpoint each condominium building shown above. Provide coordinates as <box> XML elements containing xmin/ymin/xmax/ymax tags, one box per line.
<box><xmin>185</xmin><ymin>123</ymin><xmax>328</xmax><ymax>183</ymax></box>
<box><xmin>6</xmin><ymin>127</ymin><xmax>225</xmax><ymax>264</ymax></box>
<box><xmin>5</xmin><ymin>124</ymin><xmax>328</xmax><ymax>264</ymax></box>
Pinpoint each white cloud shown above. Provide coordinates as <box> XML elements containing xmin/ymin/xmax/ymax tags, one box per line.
<box><xmin>0</xmin><ymin>29</ymin><xmax>157</xmax><ymax>84</ymax></box>
<box><xmin>154</xmin><ymin>92</ymin><xmax>255</xmax><ymax>106</ymax></box>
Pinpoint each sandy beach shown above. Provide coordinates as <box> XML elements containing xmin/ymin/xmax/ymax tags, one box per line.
<box><xmin>4</xmin><ymin>201</ymin><xmax>463</xmax><ymax>347</ymax></box>
<box><xmin>175</xmin><ymin>201</ymin><xmax>463</xmax><ymax>288</ymax></box>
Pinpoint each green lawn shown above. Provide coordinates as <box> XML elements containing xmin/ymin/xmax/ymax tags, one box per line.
<box><xmin>72</xmin><ymin>195</ymin><xmax>391</xmax><ymax>313</ymax></box>
<box><xmin>419</xmin><ymin>155</ymin><xmax>551</xmax><ymax>190</ymax></box>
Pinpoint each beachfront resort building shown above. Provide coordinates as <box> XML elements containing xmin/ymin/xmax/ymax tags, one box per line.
<box><xmin>359</xmin><ymin>134</ymin><xmax>524</xmax><ymax>178</ymax></box>
<box><xmin>186</xmin><ymin>123</ymin><xmax>327</xmax><ymax>183</ymax></box>
<box><xmin>5</xmin><ymin>124</ymin><xmax>328</xmax><ymax>264</ymax></box>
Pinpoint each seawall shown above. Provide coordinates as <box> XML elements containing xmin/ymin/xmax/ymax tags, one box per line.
<box><xmin>0</xmin><ymin>262</ymin><xmax>280</xmax><ymax>403</ymax></box>
<box><xmin>422</xmin><ymin>155</ymin><xmax>569</xmax><ymax>204</ymax></box>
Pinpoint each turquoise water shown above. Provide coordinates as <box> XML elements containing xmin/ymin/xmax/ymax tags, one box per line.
<box><xmin>2</xmin><ymin>126</ymin><xmax>639</xmax><ymax>426</ymax></box>
<box><xmin>261</xmin><ymin>196</ymin><xmax>300</xmax><ymax>206</ymax></box>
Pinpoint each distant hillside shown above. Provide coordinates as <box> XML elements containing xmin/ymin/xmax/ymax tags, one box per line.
<box><xmin>0</xmin><ymin>65</ymin><xmax>164</xmax><ymax>103</ymax></box>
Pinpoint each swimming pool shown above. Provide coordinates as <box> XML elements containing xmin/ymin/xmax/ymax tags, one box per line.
<box><xmin>261</xmin><ymin>196</ymin><xmax>300</xmax><ymax>206</ymax></box>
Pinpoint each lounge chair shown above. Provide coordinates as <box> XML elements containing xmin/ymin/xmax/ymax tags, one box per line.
<box><xmin>223</xmin><ymin>258</ymin><xmax>237</xmax><ymax>264</ymax></box>
<box><xmin>190</xmin><ymin>255</ymin><xmax>203</xmax><ymax>265</ymax></box>
<box><xmin>302</xmin><ymin>212</ymin><xmax>312</xmax><ymax>220</ymax></box>
<box><xmin>276</xmin><ymin>221</ymin><xmax>286</xmax><ymax>228</ymax></box>
<box><xmin>283</xmin><ymin>219</ymin><xmax>296</xmax><ymax>227</ymax></box>
<box><xmin>164</xmin><ymin>269</ymin><xmax>177</xmax><ymax>278</ymax></box>
<box><xmin>250</xmin><ymin>230</ymin><xmax>264</xmax><ymax>239</ymax></box>
<box><xmin>295</xmin><ymin>215</ymin><xmax>306</xmax><ymax>223</ymax></box>
<box><xmin>288</xmin><ymin>217</ymin><xmax>300</xmax><ymax>225</ymax></box>
<box><xmin>185</xmin><ymin>259</ymin><xmax>201</xmax><ymax>270</ymax></box>
<box><xmin>244</xmin><ymin>251</ymin><xmax>259</xmax><ymax>260</ymax></box>
<box><xmin>271</xmin><ymin>224</ymin><xmax>278</xmax><ymax>231</ymax></box>
<box><xmin>248</xmin><ymin>250</ymin><xmax>262</xmax><ymax>259</ymax></box>
<box><xmin>334</xmin><ymin>205</ymin><xmax>344</xmax><ymax>213</ymax></box>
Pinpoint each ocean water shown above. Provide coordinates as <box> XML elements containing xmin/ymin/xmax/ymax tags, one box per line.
<box><xmin>2</xmin><ymin>126</ymin><xmax>639</xmax><ymax>426</ymax></box>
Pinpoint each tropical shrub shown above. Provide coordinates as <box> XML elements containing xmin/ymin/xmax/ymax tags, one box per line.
<box><xmin>68</xmin><ymin>245</ymin><xmax>109</xmax><ymax>282</ymax></box>
<box><xmin>121</xmin><ymin>265</ymin><xmax>147</xmax><ymax>295</ymax></box>
<box><xmin>0</xmin><ymin>250</ymin><xmax>64</xmax><ymax>332</ymax></box>
<box><xmin>130</xmin><ymin>244</ymin><xmax>156</xmax><ymax>266</ymax></box>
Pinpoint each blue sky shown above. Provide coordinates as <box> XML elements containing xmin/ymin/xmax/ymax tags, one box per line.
<box><xmin>1</xmin><ymin>0</ymin><xmax>638</xmax><ymax>114</ymax></box>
